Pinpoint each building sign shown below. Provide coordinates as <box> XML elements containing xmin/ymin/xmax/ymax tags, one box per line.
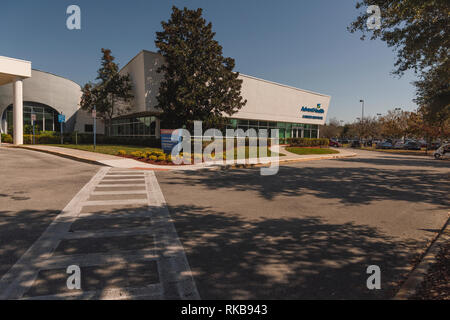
<box><xmin>301</xmin><ymin>103</ymin><xmax>324</xmax><ymax>120</ymax></box>
<box><xmin>161</xmin><ymin>129</ymin><xmax>182</xmax><ymax>154</ymax></box>
<box><xmin>58</xmin><ymin>114</ymin><xmax>66</xmax><ymax>123</ymax></box>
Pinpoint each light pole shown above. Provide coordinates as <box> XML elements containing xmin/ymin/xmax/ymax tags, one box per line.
<box><xmin>359</xmin><ymin>100</ymin><xmax>365</xmax><ymax>122</ymax></box>
<box><xmin>359</xmin><ymin>100</ymin><xmax>364</xmax><ymax>141</ymax></box>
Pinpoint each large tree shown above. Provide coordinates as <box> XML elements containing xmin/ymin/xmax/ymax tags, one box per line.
<box><xmin>155</xmin><ymin>6</ymin><xmax>247</xmax><ymax>130</ymax></box>
<box><xmin>80</xmin><ymin>49</ymin><xmax>133</xmax><ymax>135</ymax></box>
<box><xmin>348</xmin><ymin>1</ymin><xmax>449</xmax><ymax>133</ymax></box>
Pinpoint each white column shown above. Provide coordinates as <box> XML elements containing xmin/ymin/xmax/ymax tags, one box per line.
<box><xmin>13</xmin><ymin>78</ymin><xmax>23</xmax><ymax>145</ymax></box>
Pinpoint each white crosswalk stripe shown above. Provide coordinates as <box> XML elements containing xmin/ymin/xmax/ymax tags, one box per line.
<box><xmin>0</xmin><ymin>167</ymin><xmax>199</xmax><ymax>300</ymax></box>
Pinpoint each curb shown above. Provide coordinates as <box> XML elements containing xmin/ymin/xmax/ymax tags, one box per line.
<box><xmin>15</xmin><ymin>145</ymin><xmax>357</xmax><ymax>170</ymax></box>
<box><xmin>15</xmin><ymin>146</ymin><xmax>107</xmax><ymax>167</ymax></box>
<box><xmin>393</xmin><ymin>215</ymin><xmax>450</xmax><ymax>300</ymax></box>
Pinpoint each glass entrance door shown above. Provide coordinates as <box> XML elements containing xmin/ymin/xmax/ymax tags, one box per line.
<box><xmin>292</xmin><ymin>127</ymin><xmax>303</xmax><ymax>138</ymax></box>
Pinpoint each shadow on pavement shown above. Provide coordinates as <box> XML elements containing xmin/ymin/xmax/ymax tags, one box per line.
<box><xmin>161</xmin><ymin>165</ymin><xmax>450</xmax><ymax>206</ymax></box>
<box><xmin>167</xmin><ymin>204</ymin><xmax>419</xmax><ymax>299</ymax></box>
<box><xmin>0</xmin><ymin>209</ymin><xmax>60</xmax><ymax>279</ymax></box>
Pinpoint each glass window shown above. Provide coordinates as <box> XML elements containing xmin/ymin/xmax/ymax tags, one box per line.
<box><xmin>304</xmin><ymin>130</ymin><xmax>311</xmax><ymax>138</ymax></box>
<box><xmin>228</xmin><ymin>119</ymin><xmax>237</xmax><ymax>128</ymax></box>
<box><xmin>258</xmin><ymin>121</ymin><xmax>268</xmax><ymax>127</ymax></box>
<box><xmin>150</xmin><ymin>120</ymin><xmax>156</xmax><ymax>136</ymax></box>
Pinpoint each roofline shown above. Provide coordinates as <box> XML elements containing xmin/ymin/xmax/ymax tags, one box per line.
<box><xmin>123</xmin><ymin>50</ymin><xmax>331</xmax><ymax>98</ymax></box>
<box><xmin>0</xmin><ymin>56</ymin><xmax>32</xmax><ymax>65</ymax></box>
<box><xmin>238</xmin><ymin>73</ymin><xmax>331</xmax><ymax>98</ymax></box>
<box><xmin>119</xmin><ymin>50</ymin><xmax>161</xmax><ymax>73</ymax></box>
<box><xmin>31</xmin><ymin>69</ymin><xmax>82</xmax><ymax>88</ymax></box>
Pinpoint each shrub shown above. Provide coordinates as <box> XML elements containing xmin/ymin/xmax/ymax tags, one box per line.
<box><xmin>130</xmin><ymin>151</ymin><xmax>144</xmax><ymax>158</ymax></box>
<box><xmin>1</xmin><ymin>133</ymin><xmax>13</xmax><ymax>143</ymax></box>
<box><xmin>157</xmin><ymin>154</ymin><xmax>166</xmax><ymax>162</ymax></box>
<box><xmin>117</xmin><ymin>150</ymin><xmax>127</xmax><ymax>156</ymax></box>
<box><xmin>149</xmin><ymin>155</ymin><xmax>158</xmax><ymax>161</ymax></box>
<box><xmin>287</xmin><ymin>138</ymin><xmax>329</xmax><ymax>147</ymax></box>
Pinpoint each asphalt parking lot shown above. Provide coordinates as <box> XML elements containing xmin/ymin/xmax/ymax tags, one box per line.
<box><xmin>0</xmin><ymin>147</ymin><xmax>448</xmax><ymax>299</ymax></box>
<box><xmin>0</xmin><ymin>147</ymin><xmax>99</xmax><ymax>279</ymax></box>
<box><xmin>156</xmin><ymin>149</ymin><xmax>450</xmax><ymax>299</ymax></box>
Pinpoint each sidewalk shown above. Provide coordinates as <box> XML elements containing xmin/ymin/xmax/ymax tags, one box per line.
<box><xmin>17</xmin><ymin>144</ymin><xmax>357</xmax><ymax>170</ymax></box>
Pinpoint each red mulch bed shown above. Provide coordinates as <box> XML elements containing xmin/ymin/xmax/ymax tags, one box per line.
<box><xmin>118</xmin><ymin>154</ymin><xmax>200</xmax><ymax>166</ymax></box>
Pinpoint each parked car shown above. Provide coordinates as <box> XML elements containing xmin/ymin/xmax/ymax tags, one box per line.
<box><xmin>403</xmin><ymin>141</ymin><xmax>421</xmax><ymax>150</ymax></box>
<box><xmin>430</xmin><ymin>141</ymin><xmax>441</xmax><ymax>150</ymax></box>
<box><xmin>329</xmin><ymin>139</ymin><xmax>342</xmax><ymax>147</ymax></box>
<box><xmin>376</xmin><ymin>141</ymin><xmax>393</xmax><ymax>149</ymax></box>
<box><xmin>350</xmin><ymin>140</ymin><xmax>361</xmax><ymax>148</ymax></box>
<box><xmin>418</xmin><ymin>140</ymin><xmax>427</xmax><ymax>148</ymax></box>
<box><xmin>393</xmin><ymin>141</ymin><xmax>405</xmax><ymax>149</ymax></box>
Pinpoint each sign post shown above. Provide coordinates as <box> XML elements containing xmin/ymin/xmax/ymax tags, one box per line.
<box><xmin>92</xmin><ymin>107</ymin><xmax>97</xmax><ymax>151</ymax></box>
<box><xmin>161</xmin><ymin>129</ymin><xmax>182</xmax><ymax>154</ymax></box>
<box><xmin>31</xmin><ymin>113</ymin><xmax>36</xmax><ymax>144</ymax></box>
<box><xmin>58</xmin><ymin>114</ymin><xmax>65</xmax><ymax>144</ymax></box>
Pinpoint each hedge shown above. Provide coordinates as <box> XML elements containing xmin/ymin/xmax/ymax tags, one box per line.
<box><xmin>20</xmin><ymin>132</ymin><xmax>161</xmax><ymax>148</ymax></box>
<box><xmin>286</xmin><ymin>138</ymin><xmax>329</xmax><ymax>147</ymax></box>
<box><xmin>1</xmin><ymin>133</ymin><xmax>13</xmax><ymax>143</ymax></box>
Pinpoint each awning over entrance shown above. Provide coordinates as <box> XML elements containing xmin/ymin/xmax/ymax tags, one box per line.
<box><xmin>0</xmin><ymin>56</ymin><xmax>32</xmax><ymax>145</ymax></box>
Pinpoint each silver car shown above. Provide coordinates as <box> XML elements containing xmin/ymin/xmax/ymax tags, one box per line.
<box><xmin>434</xmin><ymin>143</ymin><xmax>450</xmax><ymax>159</ymax></box>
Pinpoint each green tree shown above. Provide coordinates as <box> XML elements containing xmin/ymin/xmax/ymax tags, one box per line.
<box><xmin>319</xmin><ymin>117</ymin><xmax>342</xmax><ymax>138</ymax></box>
<box><xmin>349</xmin><ymin>1</ymin><xmax>449</xmax><ymax>131</ymax></box>
<box><xmin>155</xmin><ymin>6</ymin><xmax>247</xmax><ymax>130</ymax></box>
<box><xmin>414</xmin><ymin>65</ymin><xmax>450</xmax><ymax>138</ymax></box>
<box><xmin>80</xmin><ymin>49</ymin><xmax>133</xmax><ymax>135</ymax></box>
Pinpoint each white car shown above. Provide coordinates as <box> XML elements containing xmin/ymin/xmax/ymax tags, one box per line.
<box><xmin>434</xmin><ymin>143</ymin><xmax>450</xmax><ymax>159</ymax></box>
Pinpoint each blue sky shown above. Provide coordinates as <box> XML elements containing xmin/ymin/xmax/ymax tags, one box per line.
<box><xmin>1</xmin><ymin>0</ymin><xmax>418</xmax><ymax>123</ymax></box>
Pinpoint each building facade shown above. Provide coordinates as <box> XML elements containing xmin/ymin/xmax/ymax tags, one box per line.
<box><xmin>0</xmin><ymin>51</ymin><xmax>330</xmax><ymax>142</ymax></box>
<box><xmin>112</xmin><ymin>50</ymin><xmax>331</xmax><ymax>139</ymax></box>
<box><xmin>0</xmin><ymin>69</ymin><xmax>104</xmax><ymax>136</ymax></box>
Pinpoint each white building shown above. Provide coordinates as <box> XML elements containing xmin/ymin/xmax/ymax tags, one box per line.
<box><xmin>114</xmin><ymin>50</ymin><xmax>331</xmax><ymax>139</ymax></box>
<box><xmin>0</xmin><ymin>59</ymin><xmax>104</xmax><ymax>142</ymax></box>
<box><xmin>0</xmin><ymin>51</ymin><xmax>330</xmax><ymax>144</ymax></box>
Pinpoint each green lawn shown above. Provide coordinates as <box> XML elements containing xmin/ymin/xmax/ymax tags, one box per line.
<box><xmin>50</xmin><ymin>144</ymin><xmax>284</xmax><ymax>159</ymax></box>
<box><xmin>285</xmin><ymin>147</ymin><xmax>340</xmax><ymax>155</ymax></box>
<box><xmin>219</xmin><ymin>146</ymin><xmax>285</xmax><ymax>159</ymax></box>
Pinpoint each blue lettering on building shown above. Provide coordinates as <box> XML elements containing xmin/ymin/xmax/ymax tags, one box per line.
<box><xmin>301</xmin><ymin>106</ymin><xmax>325</xmax><ymax>114</ymax></box>
<box><xmin>302</xmin><ymin>115</ymin><xmax>323</xmax><ymax>120</ymax></box>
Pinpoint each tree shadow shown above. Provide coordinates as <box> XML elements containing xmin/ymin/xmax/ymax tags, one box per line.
<box><xmin>0</xmin><ymin>209</ymin><xmax>60</xmax><ymax>279</ymax></box>
<box><xmin>159</xmin><ymin>165</ymin><xmax>449</xmax><ymax>206</ymax></box>
<box><xmin>167</xmin><ymin>204</ymin><xmax>420</xmax><ymax>299</ymax></box>
<box><xmin>337</xmin><ymin>155</ymin><xmax>450</xmax><ymax>168</ymax></box>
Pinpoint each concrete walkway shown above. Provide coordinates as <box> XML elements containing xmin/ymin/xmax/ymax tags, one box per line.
<box><xmin>17</xmin><ymin>144</ymin><xmax>357</xmax><ymax>170</ymax></box>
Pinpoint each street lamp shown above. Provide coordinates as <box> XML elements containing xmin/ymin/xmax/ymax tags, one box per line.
<box><xmin>359</xmin><ymin>100</ymin><xmax>365</xmax><ymax>122</ymax></box>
